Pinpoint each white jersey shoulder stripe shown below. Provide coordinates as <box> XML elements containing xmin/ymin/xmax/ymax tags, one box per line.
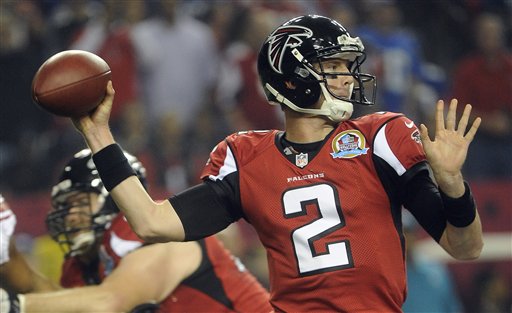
<box><xmin>374</xmin><ymin>124</ymin><xmax>406</xmax><ymax>176</ymax></box>
<box><xmin>110</xmin><ymin>231</ymin><xmax>143</xmax><ymax>257</ymax></box>
<box><xmin>208</xmin><ymin>145</ymin><xmax>237</xmax><ymax>181</ymax></box>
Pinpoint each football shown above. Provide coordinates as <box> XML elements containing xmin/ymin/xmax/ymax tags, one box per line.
<box><xmin>32</xmin><ymin>50</ymin><xmax>112</xmax><ymax>117</ymax></box>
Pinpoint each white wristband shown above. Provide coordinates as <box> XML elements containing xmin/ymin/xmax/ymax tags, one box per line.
<box><xmin>0</xmin><ymin>210</ymin><xmax>16</xmax><ymax>265</ymax></box>
<box><xmin>18</xmin><ymin>294</ymin><xmax>26</xmax><ymax>313</ymax></box>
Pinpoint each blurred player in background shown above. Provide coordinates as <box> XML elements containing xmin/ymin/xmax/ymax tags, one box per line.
<box><xmin>450</xmin><ymin>12</ymin><xmax>512</xmax><ymax>179</ymax></box>
<box><xmin>74</xmin><ymin>14</ymin><xmax>481</xmax><ymax>312</ymax></box>
<box><xmin>0</xmin><ymin>150</ymin><xmax>270</xmax><ymax>313</ymax></box>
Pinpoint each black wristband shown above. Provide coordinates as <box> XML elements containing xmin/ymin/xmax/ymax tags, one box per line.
<box><xmin>93</xmin><ymin>143</ymin><xmax>136</xmax><ymax>191</ymax></box>
<box><xmin>440</xmin><ymin>181</ymin><xmax>476</xmax><ymax>227</ymax></box>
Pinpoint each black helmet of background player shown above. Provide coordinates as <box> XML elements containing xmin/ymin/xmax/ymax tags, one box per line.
<box><xmin>257</xmin><ymin>14</ymin><xmax>376</xmax><ymax>122</ymax></box>
<box><xmin>46</xmin><ymin>149</ymin><xmax>147</xmax><ymax>257</ymax></box>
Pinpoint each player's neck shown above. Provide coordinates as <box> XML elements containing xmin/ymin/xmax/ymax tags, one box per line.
<box><xmin>284</xmin><ymin>113</ymin><xmax>336</xmax><ymax>143</ymax></box>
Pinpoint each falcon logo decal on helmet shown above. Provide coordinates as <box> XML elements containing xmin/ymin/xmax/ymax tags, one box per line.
<box><xmin>267</xmin><ymin>26</ymin><xmax>312</xmax><ymax>74</ymax></box>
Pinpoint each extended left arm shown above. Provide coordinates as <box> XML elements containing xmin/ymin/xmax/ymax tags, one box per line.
<box><xmin>419</xmin><ymin>99</ymin><xmax>484</xmax><ymax>260</ymax></box>
<box><xmin>1</xmin><ymin>241</ymin><xmax>201</xmax><ymax>313</ymax></box>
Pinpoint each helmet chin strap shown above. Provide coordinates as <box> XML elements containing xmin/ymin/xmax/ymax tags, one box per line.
<box><xmin>265</xmin><ymin>48</ymin><xmax>355</xmax><ymax>122</ymax></box>
<box><xmin>317</xmin><ymin>82</ymin><xmax>354</xmax><ymax>122</ymax></box>
<box><xmin>70</xmin><ymin>231</ymin><xmax>95</xmax><ymax>256</ymax></box>
<box><xmin>265</xmin><ymin>83</ymin><xmax>353</xmax><ymax>122</ymax></box>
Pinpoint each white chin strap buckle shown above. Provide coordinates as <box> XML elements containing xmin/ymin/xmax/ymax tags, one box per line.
<box><xmin>322</xmin><ymin>99</ymin><xmax>353</xmax><ymax>122</ymax></box>
<box><xmin>70</xmin><ymin>231</ymin><xmax>95</xmax><ymax>255</ymax></box>
<box><xmin>319</xmin><ymin>83</ymin><xmax>354</xmax><ymax>122</ymax></box>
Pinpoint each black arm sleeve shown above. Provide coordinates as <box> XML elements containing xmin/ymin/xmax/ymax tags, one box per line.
<box><xmin>169</xmin><ymin>180</ymin><xmax>243</xmax><ymax>241</ymax></box>
<box><xmin>403</xmin><ymin>169</ymin><xmax>447</xmax><ymax>242</ymax></box>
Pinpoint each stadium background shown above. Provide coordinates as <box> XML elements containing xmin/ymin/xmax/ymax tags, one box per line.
<box><xmin>1</xmin><ymin>0</ymin><xmax>510</xmax><ymax>312</ymax></box>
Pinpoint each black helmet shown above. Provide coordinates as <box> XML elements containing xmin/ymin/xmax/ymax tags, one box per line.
<box><xmin>46</xmin><ymin>149</ymin><xmax>146</xmax><ymax>257</ymax></box>
<box><xmin>257</xmin><ymin>15</ymin><xmax>376</xmax><ymax>122</ymax></box>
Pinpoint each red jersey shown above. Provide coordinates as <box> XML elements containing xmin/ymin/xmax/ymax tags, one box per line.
<box><xmin>201</xmin><ymin>112</ymin><xmax>426</xmax><ymax>312</ymax></box>
<box><xmin>60</xmin><ymin>253</ymin><xmax>106</xmax><ymax>287</ymax></box>
<box><xmin>101</xmin><ymin>213</ymin><xmax>271</xmax><ymax>313</ymax></box>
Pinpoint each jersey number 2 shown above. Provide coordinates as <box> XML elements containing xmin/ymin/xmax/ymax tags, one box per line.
<box><xmin>283</xmin><ymin>183</ymin><xmax>354</xmax><ymax>276</ymax></box>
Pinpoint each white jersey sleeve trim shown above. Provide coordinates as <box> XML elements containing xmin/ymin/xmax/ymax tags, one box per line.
<box><xmin>208</xmin><ymin>145</ymin><xmax>237</xmax><ymax>181</ymax></box>
<box><xmin>374</xmin><ymin>124</ymin><xmax>406</xmax><ymax>176</ymax></box>
<box><xmin>110</xmin><ymin>231</ymin><xmax>143</xmax><ymax>257</ymax></box>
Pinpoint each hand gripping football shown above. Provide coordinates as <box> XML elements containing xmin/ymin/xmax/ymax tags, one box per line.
<box><xmin>32</xmin><ymin>50</ymin><xmax>112</xmax><ymax>117</ymax></box>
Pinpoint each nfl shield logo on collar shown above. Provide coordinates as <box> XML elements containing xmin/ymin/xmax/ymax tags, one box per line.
<box><xmin>296</xmin><ymin>153</ymin><xmax>308</xmax><ymax>168</ymax></box>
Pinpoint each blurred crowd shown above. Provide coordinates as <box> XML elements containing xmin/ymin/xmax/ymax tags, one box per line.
<box><xmin>1</xmin><ymin>0</ymin><xmax>511</xmax><ymax>312</ymax></box>
<box><xmin>2</xmin><ymin>0</ymin><xmax>511</xmax><ymax>195</ymax></box>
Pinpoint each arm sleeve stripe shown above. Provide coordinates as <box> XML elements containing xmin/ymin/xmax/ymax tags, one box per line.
<box><xmin>208</xmin><ymin>145</ymin><xmax>237</xmax><ymax>181</ymax></box>
<box><xmin>374</xmin><ymin>124</ymin><xmax>406</xmax><ymax>176</ymax></box>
